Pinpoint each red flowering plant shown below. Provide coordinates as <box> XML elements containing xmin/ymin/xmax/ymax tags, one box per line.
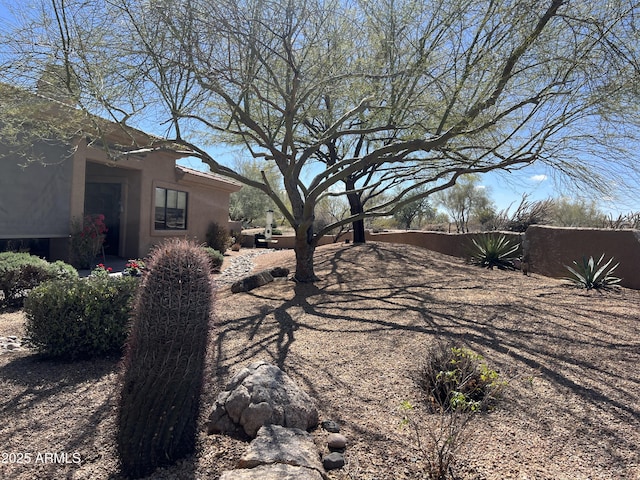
<box><xmin>91</xmin><ymin>263</ymin><xmax>113</xmax><ymax>278</ymax></box>
<box><xmin>70</xmin><ymin>214</ymin><xmax>108</xmax><ymax>269</ymax></box>
<box><xmin>123</xmin><ymin>259</ymin><xmax>146</xmax><ymax>277</ymax></box>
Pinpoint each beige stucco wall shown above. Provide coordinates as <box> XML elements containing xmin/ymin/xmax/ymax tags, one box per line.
<box><xmin>84</xmin><ymin>147</ymin><xmax>240</xmax><ymax>259</ymax></box>
<box><xmin>268</xmin><ymin>230</ymin><xmax>522</xmax><ymax>258</ymax></box>
<box><xmin>523</xmin><ymin>225</ymin><xmax>640</xmax><ymax>290</ymax></box>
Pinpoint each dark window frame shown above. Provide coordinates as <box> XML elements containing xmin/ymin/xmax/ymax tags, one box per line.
<box><xmin>154</xmin><ymin>187</ymin><xmax>188</xmax><ymax>230</ymax></box>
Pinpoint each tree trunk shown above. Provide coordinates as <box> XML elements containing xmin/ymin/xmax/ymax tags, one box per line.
<box><xmin>352</xmin><ymin>219</ymin><xmax>366</xmax><ymax>244</ymax></box>
<box><xmin>293</xmin><ymin>225</ymin><xmax>318</xmax><ymax>282</ymax></box>
<box><xmin>346</xmin><ymin>182</ymin><xmax>366</xmax><ymax>244</ymax></box>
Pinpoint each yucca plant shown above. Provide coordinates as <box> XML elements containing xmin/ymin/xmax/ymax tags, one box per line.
<box><xmin>564</xmin><ymin>254</ymin><xmax>621</xmax><ymax>290</ymax></box>
<box><xmin>469</xmin><ymin>234</ymin><xmax>520</xmax><ymax>270</ymax></box>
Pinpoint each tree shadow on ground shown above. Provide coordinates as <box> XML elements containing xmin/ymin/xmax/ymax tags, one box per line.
<box><xmin>0</xmin><ymin>350</ymin><xmax>200</xmax><ymax>480</ymax></box>
<box><xmin>213</xmin><ymin>242</ymin><xmax>640</xmax><ymax>474</ymax></box>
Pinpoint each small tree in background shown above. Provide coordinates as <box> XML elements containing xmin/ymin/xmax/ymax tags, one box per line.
<box><xmin>229</xmin><ymin>157</ymin><xmax>284</xmax><ymax>227</ymax></box>
<box><xmin>550</xmin><ymin>198</ymin><xmax>608</xmax><ymax>227</ymax></box>
<box><xmin>393</xmin><ymin>188</ymin><xmax>437</xmax><ymax>229</ymax></box>
<box><xmin>435</xmin><ymin>176</ymin><xmax>494</xmax><ymax>233</ymax></box>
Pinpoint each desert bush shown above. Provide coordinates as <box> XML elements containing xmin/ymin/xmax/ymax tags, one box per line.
<box><xmin>23</xmin><ymin>275</ymin><xmax>138</xmax><ymax>359</ymax></box>
<box><xmin>117</xmin><ymin>239</ymin><xmax>214</xmax><ymax>478</ymax></box>
<box><xmin>201</xmin><ymin>246</ymin><xmax>224</xmax><ymax>272</ymax></box>
<box><xmin>401</xmin><ymin>401</ymin><xmax>473</xmax><ymax>480</ymax></box>
<box><xmin>0</xmin><ymin>252</ymin><xmax>77</xmax><ymax>307</ymax></box>
<box><xmin>469</xmin><ymin>233</ymin><xmax>519</xmax><ymax>270</ymax></box>
<box><xmin>564</xmin><ymin>254</ymin><xmax>621</xmax><ymax>290</ymax></box>
<box><xmin>419</xmin><ymin>341</ymin><xmax>504</xmax><ymax>413</ymax></box>
<box><xmin>205</xmin><ymin>221</ymin><xmax>231</xmax><ymax>254</ymax></box>
<box><xmin>407</xmin><ymin>342</ymin><xmax>505</xmax><ymax>479</ymax></box>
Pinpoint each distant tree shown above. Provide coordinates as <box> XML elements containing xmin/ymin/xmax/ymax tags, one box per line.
<box><xmin>315</xmin><ymin>196</ymin><xmax>352</xmax><ymax>241</ymax></box>
<box><xmin>436</xmin><ymin>176</ymin><xmax>494</xmax><ymax>232</ymax></box>
<box><xmin>228</xmin><ymin>158</ymin><xmax>283</xmax><ymax>228</ymax></box>
<box><xmin>550</xmin><ymin>198</ymin><xmax>608</xmax><ymax>227</ymax></box>
<box><xmin>393</xmin><ymin>188</ymin><xmax>436</xmax><ymax>229</ymax></box>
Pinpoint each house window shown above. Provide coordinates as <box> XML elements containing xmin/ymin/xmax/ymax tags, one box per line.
<box><xmin>155</xmin><ymin>187</ymin><xmax>188</xmax><ymax>230</ymax></box>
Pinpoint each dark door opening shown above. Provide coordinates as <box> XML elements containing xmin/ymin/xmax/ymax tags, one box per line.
<box><xmin>84</xmin><ymin>183</ymin><xmax>122</xmax><ymax>256</ymax></box>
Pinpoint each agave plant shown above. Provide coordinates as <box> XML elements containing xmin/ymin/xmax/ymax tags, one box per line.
<box><xmin>564</xmin><ymin>254</ymin><xmax>621</xmax><ymax>290</ymax></box>
<box><xmin>469</xmin><ymin>234</ymin><xmax>520</xmax><ymax>270</ymax></box>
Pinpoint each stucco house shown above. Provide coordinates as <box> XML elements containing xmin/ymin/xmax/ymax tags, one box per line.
<box><xmin>0</xmin><ymin>83</ymin><xmax>241</xmax><ymax>262</ymax></box>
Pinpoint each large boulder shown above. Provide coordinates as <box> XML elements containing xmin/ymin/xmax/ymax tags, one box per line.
<box><xmin>238</xmin><ymin>424</ymin><xmax>324</xmax><ymax>472</ymax></box>
<box><xmin>219</xmin><ymin>463</ymin><xmax>324</xmax><ymax>480</ymax></box>
<box><xmin>207</xmin><ymin>361</ymin><xmax>319</xmax><ymax>438</ymax></box>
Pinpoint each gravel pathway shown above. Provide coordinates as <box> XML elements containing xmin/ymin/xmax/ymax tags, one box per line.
<box><xmin>214</xmin><ymin>249</ymin><xmax>275</xmax><ymax>287</ymax></box>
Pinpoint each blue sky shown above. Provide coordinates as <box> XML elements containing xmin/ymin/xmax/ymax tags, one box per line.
<box><xmin>2</xmin><ymin>2</ymin><xmax>638</xmax><ymax>217</ymax></box>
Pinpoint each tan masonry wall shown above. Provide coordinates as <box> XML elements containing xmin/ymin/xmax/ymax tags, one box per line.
<box><xmin>265</xmin><ymin>226</ymin><xmax>640</xmax><ymax>289</ymax></box>
<box><xmin>523</xmin><ymin>225</ymin><xmax>640</xmax><ymax>290</ymax></box>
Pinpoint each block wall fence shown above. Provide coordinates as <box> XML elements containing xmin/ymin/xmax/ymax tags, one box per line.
<box><xmin>265</xmin><ymin>225</ymin><xmax>640</xmax><ymax>290</ymax></box>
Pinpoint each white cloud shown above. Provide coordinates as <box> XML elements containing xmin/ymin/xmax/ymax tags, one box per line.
<box><xmin>530</xmin><ymin>174</ymin><xmax>548</xmax><ymax>182</ymax></box>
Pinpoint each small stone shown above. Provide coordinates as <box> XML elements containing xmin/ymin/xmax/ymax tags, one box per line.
<box><xmin>322</xmin><ymin>452</ymin><xmax>345</xmax><ymax>470</ymax></box>
<box><xmin>327</xmin><ymin>433</ymin><xmax>347</xmax><ymax>450</ymax></box>
<box><xmin>321</xmin><ymin>420</ymin><xmax>340</xmax><ymax>433</ymax></box>
<box><xmin>6</xmin><ymin>343</ymin><xmax>20</xmax><ymax>350</ymax></box>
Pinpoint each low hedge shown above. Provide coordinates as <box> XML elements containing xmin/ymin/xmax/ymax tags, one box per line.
<box><xmin>202</xmin><ymin>246</ymin><xmax>224</xmax><ymax>272</ymax></box>
<box><xmin>0</xmin><ymin>252</ymin><xmax>77</xmax><ymax>307</ymax></box>
<box><xmin>24</xmin><ymin>275</ymin><xmax>138</xmax><ymax>360</ymax></box>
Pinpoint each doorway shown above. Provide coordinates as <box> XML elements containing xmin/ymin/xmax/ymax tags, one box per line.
<box><xmin>84</xmin><ymin>182</ymin><xmax>122</xmax><ymax>256</ymax></box>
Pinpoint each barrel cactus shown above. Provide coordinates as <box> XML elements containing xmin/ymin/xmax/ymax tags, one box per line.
<box><xmin>117</xmin><ymin>239</ymin><xmax>214</xmax><ymax>478</ymax></box>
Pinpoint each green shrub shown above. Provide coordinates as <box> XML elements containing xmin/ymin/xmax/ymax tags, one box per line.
<box><xmin>419</xmin><ymin>341</ymin><xmax>504</xmax><ymax>413</ymax></box>
<box><xmin>117</xmin><ymin>239</ymin><xmax>214</xmax><ymax>478</ymax></box>
<box><xmin>564</xmin><ymin>254</ymin><xmax>621</xmax><ymax>290</ymax></box>
<box><xmin>202</xmin><ymin>246</ymin><xmax>224</xmax><ymax>272</ymax></box>
<box><xmin>205</xmin><ymin>221</ymin><xmax>231</xmax><ymax>254</ymax></box>
<box><xmin>271</xmin><ymin>228</ymin><xmax>283</xmax><ymax>235</ymax></box>
<box><xmin>469</xmin><ymin>233</ymin><xmax>519</xmax><ymax>270</ymax></box>
<box><xmin>0</xmin><ymin>252</ymin><xmax>78</xmax><ymax>307</ymax></box>
<box><xmin>23</xmin><ymin>275</ymin><xmax>138</xmax><ymax>359</ymax></box>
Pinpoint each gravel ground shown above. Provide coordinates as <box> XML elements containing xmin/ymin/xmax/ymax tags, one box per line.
<box><xmin>1</xmin><ymin>242</ymin><xmax>639</xmax><ymax>480</ymax></box>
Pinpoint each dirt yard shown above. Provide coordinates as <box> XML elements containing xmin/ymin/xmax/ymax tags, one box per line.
<box><xmin>1</xmin><ymin>242</ymin><xmax>639</xmax><ymax>479</ymax></box>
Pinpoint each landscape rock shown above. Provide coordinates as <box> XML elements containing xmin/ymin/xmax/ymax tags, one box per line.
<box><xmin>322</xmin><ymin>452</ymin><xmax>345</xmax><ymax>470</ymax></box>
<box><xmin>215</xmin><ymin>249</ymin><xmax>275</xmax><ymax>287</ymax></box>
<box><xmin>320</xmin><ymin>420</ymin><xmax>340</xmax><ymax>433</ymax></box>
<box><xmin>238</xmin><ymin>425</ymin><xmax>324</xmax><ymax>473</ymax></box>
<box><xmin>219</xmin><ymin>463</ymin><xmax>324</xmax><ymax>480</ymax></box>
<box><xmin>0</xmin><ymin>336</ymin><xmax>23</xmax><ymax>352</ymax></box>
<box><xmin>207</xmin><ymin>361</ymin><xmax>318</xmax><ymax>438</ymax></box>
<box><xmin>231</xmin><ymin>270</ymin><xmax>274</xmax><ymax>293</ymax></box>
<box><xmin>327</xmin><ymin>433</ymin><xmax>347</xmax><ymax>450</ymax></box>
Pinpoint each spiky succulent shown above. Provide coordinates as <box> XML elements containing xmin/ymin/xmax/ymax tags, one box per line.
<box><xmin>564</xmin><ymin>254</ymin><xmax>621</xmax><ymax>290</ymax></box>
<box><xmin>469</xmin><ymin>234</ymin><xmax>520</xmax><ymax>270</ymax></box>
